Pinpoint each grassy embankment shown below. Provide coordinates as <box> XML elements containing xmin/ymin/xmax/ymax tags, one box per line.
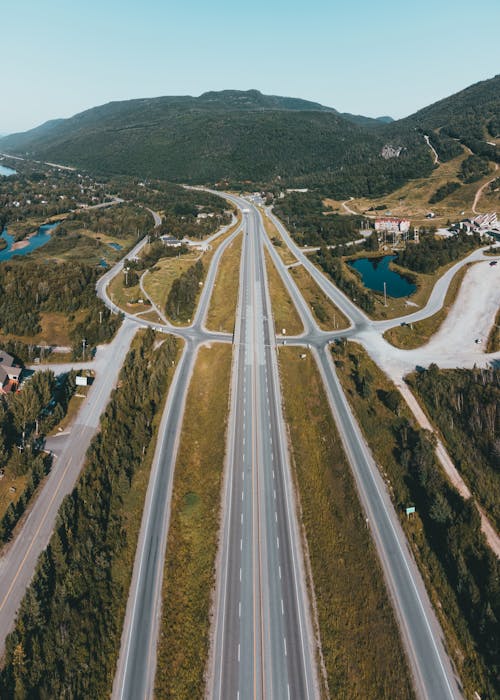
<box><xmin>155</xmin><ymin>344</ymin><xmax>232</xmax><ymax>699</ymax></box>
<box><xmin>324</xmin><ymin>150</ymin><xmax>495</xmax><ymax>226</ymax></box>
<box><xmin>339</xmin><ymin>252</ymin><xmax>473</xmax><ymax>321</ymax></box>
<box><xmin>205</xmin><ymin>232</ymin><xmax>242</xmax><ymax>332</ymax></box>
<box><xmin>0</xmin><ymin>309</ymin><xmax>87</xmax><ymax>350</ymax></box>
<box><xmin>143</xmin><ymin>214</ymin><xmax>242</xmax><ymax>326</ymax></box>
<box><xmin>334</xmin><ymin>343</ymin><xmax>498</xmax><ymax>698</ymax></box>
<box><xmin>289</xmin><ymin>265</ymin><xmax>349</xmax><ymax>330</ymax></box>
<box><xmin>264</xmin><ymin>249</ymin><xmax>303</xmax><ymax>336</ymax></box>
<box><xmin>383</xmin><ymin>264</ymin><xmax>471</xmax><ymax>348</ymax></box>
<box><xmin>279</xmin><ymin>348</ymin><xmax>414</xmax><ymax>699</ymax></box>
<box><xmin>262</xmin><ymin>213</ymin><xmax>297</xmax><ymax>265</ymax></box>
<box><xmin>486</xmin><ymin>307</ymin><xmax>500</xmax><ymax>352</ymax></box>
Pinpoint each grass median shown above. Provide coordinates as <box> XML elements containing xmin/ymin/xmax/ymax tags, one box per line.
<box><xmin>279</xmin><ymin>348</ymin><xmax>414</xmax><ymax>699</ymax></box>
<box><xmin>289</xmin><ymin>264</ymin><xmax>349</xmax><ymax>330</ymax></box>
<box><xmin>262</xmin><ymin>214</ymin><xmax>297</xmax><ymax>265</ymax></box>
<box><xmin>206</xmin><ymin>232</ymin><xmax>242</xmax><ymax>333</ymax></box>
<box><xmin>264</xmin><ymin>248</ymin><xmax>303</xmax><ymax>336</ymax></box>
<box><xmin>155</xmin><ymin>343</ymin><xmax>232</xmax><ymax>699</ymax></box>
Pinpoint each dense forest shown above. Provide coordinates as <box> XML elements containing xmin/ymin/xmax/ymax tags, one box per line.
<box><xmin>0</xmin><ymin>260</ymin><xmax>121</xmax><ymax>354</ymax></box>
<box><xmin>0</xmin><ymin>370</ymin><xmax>76</xmax><ymax>542</ymax></box>
<box><xmin>396</xmin><ymin>232</ymin><xmax>482</xmax><ymax>273</ymax></box>
<box><xmin>274</xmin><ymin>192</ymin><xmax>363</xmax><ymax>246</ymax></box>
<box><xmin>0</xmin><ymin>330</ymin><xmax>178</xmax><ymax>698</ymax></box>
<box><xmin>409</xmin><ymin>365</ymin><xmax>500</xmax><ymax>529</ymax></box>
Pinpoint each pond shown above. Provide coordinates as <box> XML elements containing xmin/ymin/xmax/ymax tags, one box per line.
<box><xmin>108</xmin><ymin>242</ymin><xmax>123</xmax><ymax>251</ymax></box>
<box><xmin>347</xmin><ymin>255</ymin><xmax>416</xmax><ymax>298</ymax></box>
<box><xmin>0</xmin><ymin>222</ymin><xmax>59</xmax><ymax>262</ymax></box>
<box><xmin>0</xmin><ymin>164</ymin><xmax>16</xmax><ymax>177</ymax></box>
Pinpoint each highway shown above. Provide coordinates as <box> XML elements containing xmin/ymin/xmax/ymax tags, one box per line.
<box><xmin>4</xmin><ymin>182</ymin><xmax>495</xmax><ymax>700</ymax></box>
<box><xmin>210</xmin><ymin>207</ymin><xmax>317</xmax><ymax>699</ymax></box>
<box><xmin>111</xmin><ymin>215</ymin><xmax>244</xmax><ymax>699</ymax></box>
<box><xmin>252</xmin><ymin>203</ymin><xmax>469</xmax><ymax>698</ymax></box>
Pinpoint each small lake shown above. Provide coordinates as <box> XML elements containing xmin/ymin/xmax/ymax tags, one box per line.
<box><xmin>347</xmin><ymin>255</ymin><xmax>416</xmax><ymax>298</ymax></box>
<box><xmin>0</xmin><ymin>222</ymin><xmax>59</xmax><ymax>262</ymax></box>
<box><xmin>0</xmin><ymin>164</ymin><xmax>16</xmax><ymax>177</ymax></box>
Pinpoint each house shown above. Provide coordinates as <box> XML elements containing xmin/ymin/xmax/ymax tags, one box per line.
<box><xmin>0</xmin><ymin>350</ymin><xmax>21</xmax><ymax>393</ymax></box>
<box><xmin>160</xmin><ymin>235</ymin><xmax>184</xmax><ymax>247</ymax></box>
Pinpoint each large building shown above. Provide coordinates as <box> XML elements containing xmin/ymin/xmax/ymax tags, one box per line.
<box><xmin>374</xmin><ymin>218</ymin><xmax>411</xmax><ymax>234</ymax></box>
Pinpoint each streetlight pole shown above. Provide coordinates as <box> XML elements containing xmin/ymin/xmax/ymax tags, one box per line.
<box><xmin>82</xmin><ymin>338</ymin><xmax>86</xmax><ymax>361</ymax></box>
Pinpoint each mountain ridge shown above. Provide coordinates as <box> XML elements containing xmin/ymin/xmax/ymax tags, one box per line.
<box><xmin>1</xmin><ymin>77</ymin><xmax>498</xmax><ymax>196</ymax></box>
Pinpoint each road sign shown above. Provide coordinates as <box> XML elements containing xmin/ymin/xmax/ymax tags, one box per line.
<box><xmin>406</xmin><ymin>506</ymin><xmax>416</xmax><ymax>516</ymax></box>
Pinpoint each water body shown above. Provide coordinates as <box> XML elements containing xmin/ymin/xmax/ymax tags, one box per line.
<box><xmin>0</xmin><ymin>222</ymin><xmax>59</xmax><ymax>262</ymax></box>
<box><xmin>348</xmin><ymin>255</ymin><xmax>416</xmax><ymax>298</ymax></box>
<box><xmin>0</xmin><ymin>164</ymin><xmax>16</xmax><ymax>177</ymax></box>
<box><xmin>108</xmin><ymin>242</ymin><xmax>123</xmax><ymax>251</ymax></box>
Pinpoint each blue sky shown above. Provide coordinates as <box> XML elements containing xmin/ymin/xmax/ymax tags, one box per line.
<box><xmin>1</xmin><ymin>0</ymin><xmax>499</xmax><ymax>134</ymax></box>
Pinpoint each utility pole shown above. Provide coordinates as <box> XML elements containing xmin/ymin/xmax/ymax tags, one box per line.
<box><xmin>99</xmin><ymin>310</ymin><xmax>103</xmax><ymax>325</ymax></box>
<box><xmin>82</xmin><ymin>338</ymin><xmax>86</xmax><ymax>361</ymax></box>
<box><xmin>384</xmin><ymin>282</ymin><xmax>387</xmax><ymax>307</ymax></box>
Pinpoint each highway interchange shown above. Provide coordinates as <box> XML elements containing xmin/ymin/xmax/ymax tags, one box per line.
<box><xmin>1</xmin><ymin>191</ymin><xmax>499</xmax><ymax>698</ymax></box>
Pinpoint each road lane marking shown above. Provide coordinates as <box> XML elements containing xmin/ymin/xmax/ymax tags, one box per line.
<box><xmin>0</xmin><ymin>456</ymin><xmax>73</xmax><ymax>614</ymax></box>
<box><xmin>281</xmin><ymin>599</ymin><xmax>284</xmax><ymax>615</ymax></box>
<box><xmin>284</xmin><ymin>637</ymin><xmax>287</xmax><ymax>657</ymax></box>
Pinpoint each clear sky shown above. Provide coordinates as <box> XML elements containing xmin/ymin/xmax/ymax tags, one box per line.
<box><xmin>1</xmin><ymin>0</ymin><xmax>499</xmax><ymax>134</ymax></box>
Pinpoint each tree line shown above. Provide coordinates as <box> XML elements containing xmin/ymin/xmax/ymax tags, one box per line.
<box><xmin>396</xmin><ymin>231</ymin><xmax>482</xmax><ymax>274</ymax></box>
<box><xmin>165</xmin><ymin>260</ymin><xmax>204</xmax><ymax>322</ymax></box>
<box><xmin>0</xmin><ymin>370</ymin><xmax>76</xmax><ymax>543</ymax></box>
<box><xmin>409</xmin><ymin>365</ymin><xmax>500</xmax><ymax>530</ymax></box>
<box><xmin>0</xmin><ymin>330</ymin><xmax>178</xmax><ymax>698</ymax></box>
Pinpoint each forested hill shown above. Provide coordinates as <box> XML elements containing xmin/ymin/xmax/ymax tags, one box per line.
<box><xmin>1</xmin><ymin>77</ymin><xmax>498</xmax><ymax>195</ymax></box>
<box><xmin>393</xmin><ymin>74</ymin><xmax>500</xmax><ymax>163</ymax></box>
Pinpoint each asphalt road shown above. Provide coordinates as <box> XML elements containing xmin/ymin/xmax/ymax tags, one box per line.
<box><xmin>253</xmin><ymin>203</ymin><xmax>465</xmax><ymax>699</ymax></box>
<box><xmin>111</xmin><ymin>216</ymin><xmax>244</xmax><ymax>699</ymax></box>
<box><xmin>0</xmin><ymin>318</ymin><xmax>138</xmax><ymax>656</ymax></box>
<box><xmin>210</xmin><ymin>206</ymin><xmax>317</xmax><ymax>700</ymax></box>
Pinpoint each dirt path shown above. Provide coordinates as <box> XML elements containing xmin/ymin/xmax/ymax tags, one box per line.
<box><xmin>472</xmin><ymin>163</ymin><xmax>499</xmax><ymax>214</ymax></box>
<box><xmin>423</xmin><ymin>134</ymin><xmax>440</xmax><ymax>165</ymax></box>
<box><xmin>395</xmin><ymin>380</ymin><xmax>500</xmax><ymax>558</ymax></box>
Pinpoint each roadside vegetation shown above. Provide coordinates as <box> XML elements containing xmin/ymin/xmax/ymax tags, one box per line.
<box><xmin>333</xmin><ymin>342</ymin><xmax>500</xmax><ymax>698</ymax></box>
<box><xmin>206</xmin><ymin>232</ymin><xmax>242</xmax><ymax>332</ymax></box>
<box><xmin>289</xmin><ymin>264</ymin><xmax>349</xmax><ymax>330</ymax></box>
<box><xmin>486</xmin><ymin>307</ymin><xmax>500</xmax><ymax>352</ymax></box>
<box><xmin>264</xmin><ymin>249</ymin><xmax>303</xmax><ymax>336</ymax></box>
<box><xmin>165</xmin><ymin>260</ymin><xmax>204</xmax><ymax>323</ymax></box>
<box><xmin>409</xmin><ymin>365</ymin><xmax>500</xmax><ymax>530</ymax></box>
<box><xmin>262</xmin><ymin>215</ymin><xmax>297</xmax><ymax>265</ymax></box>
<box><xmin>279</xmin><ymin>348</ymin><xmax>414</xmax><ymax>699</ymax></box>
<box><xmin>383</xmin><ymin>265</ymin><xmax>470</xmax><ymax>348</ymax></box>
<box><xmin>313</xmin><ymin>232</ymin><xmax>480</xmax><ymax>321</ymax></box>
<box><xmin>0</xmin><ymin>259</ymin><xmax>121</xmax><ymax>359</ymax></box>
<box><xmin>0</xmin><ymin>330</ymin><xmax>180</xmax><ymax>698</ymax></box>
<box><xmin>0</xmin><ymin>370</ymin><xmax>76</xmax><ymax>542</ymax></box>
<box><xmin>155</xmin><ymin>344</ymin><xmax>232</xmax><ymax>699</ymax></box>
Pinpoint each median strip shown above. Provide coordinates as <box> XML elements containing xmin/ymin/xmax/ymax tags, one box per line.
<box><xmin>154</xmin><ymin>344</ymin><xmax>232</xmax><ymax>698</ymax></box>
